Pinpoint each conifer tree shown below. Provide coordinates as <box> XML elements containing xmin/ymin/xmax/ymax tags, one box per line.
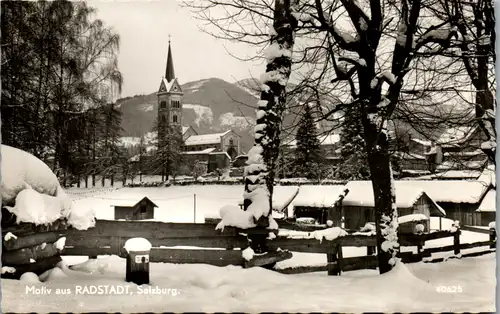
<box><xmin>337</xmin><ymin>105</ymin><xmax>371</xmax><ymax>180</ymax></box>
<box><xmin>293</xmin><ymin>104</ymin><xmax>324</xmax><ymax>179</ymax></box>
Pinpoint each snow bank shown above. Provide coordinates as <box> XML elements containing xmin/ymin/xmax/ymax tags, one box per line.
<box><xmin>69</xmin><ymin>258</ymin><xmax>109</xmax><ymax>274</ymax></box>
<box><xmin>123</xmin><ymin>238</ymin><xmax>152</xmax><ymax>253</ymax></box>
<box><xmin>1</xmin><ymin>253</ymin><xmax>495</xmax><ymax>312</ymax></box>
<box><xmin>281</xmin><ymin>227</ymin><xmax>347</xmax><ymax>242</ymax></box>
<box><xmin>20</xmin><ymin>272</ymin><xmax>41</xmax><ymax>284</ymax></box>
<box><xmin>242</xmin><ymin>247</ymin><xmax>255</xmax><ymax>261</ymax></box>
<box><xmin>67</xmin><ymin>203</ymin><xmax>96</xmax><ymax>230</ymax></box>
<box><xmin>4</xmin><ymin>232</ymin><xmax>17</xmax><ymax>241</ymax></box>
<box><xmin>216</xmin><ymin>205</ymin><xmax>256</xmax><ymax>230</ymax></box>
<box><xmin>39</xmin><ymin>267</ymin><xmax>68</xmax><ymax>282</ymax></box>
<box><xmin>311</xmin><ymin>227</ymin><xmax>347</xmax><ymax>242</ymax></box>
<box><xmin>398</xmin><ymin>214</ymin><xmax>429</xmax><ymax>224</ymax></box>
<box><xmin>1</xmin><ymin>145</ymin><xmax>60</xmax><ymax>205</ymax></box>
<box><xmin>5</xmin><ymin>188</ymin><xmax>65</xmax><ymax>225</ymax></box>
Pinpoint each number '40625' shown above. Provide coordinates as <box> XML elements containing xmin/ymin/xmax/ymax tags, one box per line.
<box><xmin>436</xmin><ymin>285</ymin><xmax>463</xmax><ymax>293</ymax></box>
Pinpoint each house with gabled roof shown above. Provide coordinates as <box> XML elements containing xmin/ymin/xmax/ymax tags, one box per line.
<box><xmin>114</xmin><ymin>197</ymin><xmax>158</xmax><ymax>220</ymax></box>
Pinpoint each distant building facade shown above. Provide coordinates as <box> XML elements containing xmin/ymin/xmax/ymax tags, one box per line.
<box><xmin>153</xmin><ymin>40</ymin><xmax>241</xmax><ymax>174</ymax></box>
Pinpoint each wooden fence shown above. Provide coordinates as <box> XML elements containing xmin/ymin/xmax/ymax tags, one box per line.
<box><xmin>54</xmin><ymin>219</ymin><xmax>496</xmax><ymax>275</ymax></box>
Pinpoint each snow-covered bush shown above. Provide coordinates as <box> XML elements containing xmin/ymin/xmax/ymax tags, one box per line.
<box><xmin>1</xmin><ymin>145</ymin><xmax>60</xmax><ymax>205</ymax></box>
<box><xmin>1</xmin><ymin>144</ymin><xmax>94</xmax><ymax>230</ymax></box>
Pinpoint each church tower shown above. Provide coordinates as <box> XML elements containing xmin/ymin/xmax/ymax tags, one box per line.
<box><xmin>157</xmin><ymin>39</ymin><xmax>183</xmax><ymax>151</ymax></box>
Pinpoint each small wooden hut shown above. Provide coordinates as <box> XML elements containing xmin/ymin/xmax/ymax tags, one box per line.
<box><xmin>342</xmin><ymin>181</ymin><xmax>446</xmax><ymax>232</ymax></box>
<box><xmin>291</xmin><ymin>185</ymin><xmax>347</xmax><ymax>224</ymax></box>
<box><xmin>114</xmin><ymin>197</ymin><xmax>158</xmax><ymax>220</ymax></box>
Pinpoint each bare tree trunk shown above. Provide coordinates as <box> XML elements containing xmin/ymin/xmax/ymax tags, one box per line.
<box><xmin>362</xmin><ymin>111</ymin><xmax>398</xmax><ymax>274</ymax></box>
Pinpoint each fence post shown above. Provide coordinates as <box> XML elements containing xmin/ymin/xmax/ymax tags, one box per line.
<box><xmin>453</xmin><ymin>226</ymin><xmax>461</xmax><ymax>255</ymax></box>
<box><xmin>367</xmin><ymin>245</ymin><xmax>375</xmax><ymax>256</ymax></box>
<box><xmin>490</xmin><ymin>226</ymin><xmax>496</xmax><ymax>249</ymax></box>
<box><xmin>124</xmin><ymin>238</ymin><xmax>151</xmax><ymax>285</ymax></box>
<box><xmin>194</xmin><ymin>194</ymin><xmax>197</xmax><ymax>223</ymax></box>
<box><xmin>327</xmin><ymin>245</ymin><xmax>341</xmax><ymax>276</ymax></box>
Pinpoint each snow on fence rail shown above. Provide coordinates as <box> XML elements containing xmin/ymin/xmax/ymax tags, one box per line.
<box><xmin>29</xmin><ymin>219</ymin><xmax>495</xmax><ymax>274</ymax></box>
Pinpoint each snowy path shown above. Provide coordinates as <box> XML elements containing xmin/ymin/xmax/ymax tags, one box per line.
<box><xmin>1</xmin><ymin>254</ymin><xmax>494</xmax><ymax>312</ymax></box>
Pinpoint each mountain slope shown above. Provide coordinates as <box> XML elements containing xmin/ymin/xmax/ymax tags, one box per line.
<box><xmin>117</xmin><ymin>78</ymin><xmax>259</xmax><ymax>152</ymax></box>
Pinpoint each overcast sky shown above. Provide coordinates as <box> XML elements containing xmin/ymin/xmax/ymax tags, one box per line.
<box><xmin>88</xmin><ymin>0</ymin><xmax>264</xmax><ymax>98</ymax></box>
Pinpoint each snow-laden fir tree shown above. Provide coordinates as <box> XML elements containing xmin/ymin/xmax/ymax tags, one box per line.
<box><xmin>337</xmin><ymin>105</ymin><xmax>370</xmax><ymax>180</ymax></box>
<box><xmin>294</xmin><ymin>104</ymin><xmax>324</xmax><ymax>179</ymax></box>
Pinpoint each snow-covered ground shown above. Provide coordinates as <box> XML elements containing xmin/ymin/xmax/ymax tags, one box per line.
<box><xmin>1</xmin><ymin>253</ymin><xmax>495</xmax><ymax>312</ymax></box>
<box><xmin>67</xmin><ymin>185</ymin><xmax>245</xmax><ymax>222</ymax></box>
<box><xmin>2</xmin><ymin>185</ymin><xmax>495</xmax><ymax>312</ymax></box>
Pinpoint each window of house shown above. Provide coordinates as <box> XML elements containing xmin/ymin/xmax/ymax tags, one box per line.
<box><xmin>161</xmin><ymin>115</ymin><xmax>166</xmax><ymax>124</ymax></box>
<box><xmin>140</xmin><ymin>205</ymin><xmax>147</xmax><ymax>213</ymax></box>
<box><xmin>160</xmin><ymin>100</ymin><xmax>166</xmax><ymax>109</ymax></box>
<box><xmin>229</xmin><ymin>138</ymin><xmax>234</xmax><ymax>146</ymax></box>
<box><xmin>173</xmin><ymin>114</ymin><xmax>178</xmax><ymax>123</ymax></box>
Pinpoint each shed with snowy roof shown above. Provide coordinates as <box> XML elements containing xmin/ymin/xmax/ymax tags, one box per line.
<box><xmin>394</xmin><ymin>178</ymin><xmax>492</xmax><ymax>226</ymax></box>
<box><xmin>114</xmin><ymin>197</ymin><xmax>158</xmax><ymax>221</ymax></box>
<box><xmin>290</xmin><ymin>185</ymin><xmax>348</xmax><ymax>225</ymax></box>
<box><xmin>342</xmin><ymin>181</ymin><xmax>446</xmax><ymax>232</ymax></box>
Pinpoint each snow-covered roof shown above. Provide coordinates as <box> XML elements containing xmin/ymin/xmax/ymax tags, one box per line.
<box><xmin>287</xmin><ymin>134</ymin><xmax>341</xmax><ymax>148</ymax></box>
<box><xmin>291</xmin><ymin>185</ymin><xmax>347</xmax><ymax>208</ymax></box>
<box><xmin>411</xmin><ymin>138</ymin><xmax>432</xmax><ymax>146</ymax></box>
<box><xmin>437</xmin><ymin>126</ymin><xmax>477</xmax><ymax>147</ymax></box>
<box><xmin>395</xmin><ymin>151</ymin><xmax>426</xmax><ymax>160</ymax></box>
<box><xmin>415</xmin><ymin>170</ymin><xmax>481</xmax><ymax>180</ymax></box>
<box><xmin>182</xmin><ymin>126</ymin><xmax>189</xmax><ymax>134</ymax></box>
<box><xmin>477</xmin><ymin>189</ymin><xmax>496</xmax><ymax>212</ymax></box>
<box><xmin>436</xmin><ymin>160</ymin><xmax>486</xmax><ymax>171</ymax></box>
<box><xmin>343</xmin><ymin>181</ymin><xmax>446</xmax><ymax>216</ymax></box>
<box><xmin>183</xmin><ymin>148</ymin><xmax>216</xmax><ymax>155</ymax></box>
<box><xmin>395</xmin><ymin>180</ymin><xmax>489</xmax><ymax>204</ymax></box>
<box><xmin>343</xmin><ymin>181</ymin><xmax>427</xmax><ymax>208</ymax></box>
<box><xmin>184</xmin><ymin>130</ymin><xmax>231</xmax><ymax>146</ymax></box>
<box><xmin>398</xmin><ymin>214</ymin><xmax>429</xmax><ymax>224</ymax></box>
<box><xmin>478</xmin><ymin>164</ymin><xmax>496</xmax><ymax>188</ymax></box>
<box><xmin>444</xmin><ymin>149</ymin><xmax>484</xmax><ymax>157</ymax></box>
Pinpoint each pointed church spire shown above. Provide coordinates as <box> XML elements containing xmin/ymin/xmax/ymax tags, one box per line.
<box><xmin>165</xmin><ymin>36</ymin><xmax>175</xmax><ymax>82</ymax></box>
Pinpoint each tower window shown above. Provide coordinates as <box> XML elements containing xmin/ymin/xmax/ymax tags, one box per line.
<box><xmin>160</xmin><ymin>100</ymin><xmax>166</xmax><ymax>108</ymax></box>
<box><xmin>171</xmin><ymin>100</ymin><xmax>180</xmax><ymax>109</ymax></box>
<box><xmin>161</xmin><ymin>115</ymin><xmax>166</xmax><ymax>124</ymax></box>
<box><xmin>173</xmin><ymin>114</ymin><xmax>178</xmax><ymax>123</ymax></box>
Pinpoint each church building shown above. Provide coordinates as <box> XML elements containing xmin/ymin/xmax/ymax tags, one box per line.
<box><xmin>156</xmin><ymin>40</ymin><xmax>241</xmax><ymax>174</ymax></box>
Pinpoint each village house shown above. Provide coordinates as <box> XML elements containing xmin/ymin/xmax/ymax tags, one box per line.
<box><xmin>403</xmin><ymin>125</ymin><xmax>489</xmax><ymax>178</ymax></box>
